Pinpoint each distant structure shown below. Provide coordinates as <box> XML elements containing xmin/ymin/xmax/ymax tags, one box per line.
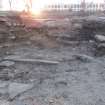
<box><xmin>0</xmin><ymin>0</ymin><xmax>105</xmax><ymax>12</ymax></box>
<box><xmin>45</xmin><ymin>2</ymin><xmax>105</xmax><ymax>12</ymax></box>
<box><xmin>0</xmin><ymin>0</ymin><xmax>3</xmax><ymax>10</ymax></box>
<box><xmin>81</xmin><ymin>0</ymin><xmax>86</xmax><ymax>11</ymax></box>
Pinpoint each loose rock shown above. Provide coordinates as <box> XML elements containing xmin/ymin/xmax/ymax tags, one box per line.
<box><xmin>0</xmin><ymin>61</ymin><xmax>15</xmax><ymax>67</ymax></box>
<box><xmin>11</xmin><ymin>100</ymin><xmax>26</xmax><ymax>105</ymax></box>
<box><xmin>0</xmin><ymin>81</ymin><xmax>9</xmax><ymax>95</ymax></box>
<box><xmin>8</xmin><ymin>83</ymin><xmax>34</xmax><ymax>99</ymax></box>
<box><xmin>95</xmin><ymin>34</ymin><xmax>105</xmax><ymax>42</ymax></box>
<box><xmin>73</xmin><ymin>54</ymin><xmax>95</xmax><ymax>62</ymax></box>
<box><xmin>0</xmin><ymin>100</ymin><xmax>10</xmax><ymax>105</ymax></box>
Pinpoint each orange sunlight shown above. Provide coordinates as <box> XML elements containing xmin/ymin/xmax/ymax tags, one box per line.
<box><xmin>2</xmin><ymin>0</ymin><xmax>48</xmax><ymax>15</ymax></box>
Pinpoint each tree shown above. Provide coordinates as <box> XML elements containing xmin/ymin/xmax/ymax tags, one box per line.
<box><xmin>24</xmin><ymin>0</ymin><xmax>32</xmax><ymax>12</ymax></box>
<box><xmin>9</xmin><ymin>0</ymin><xmax>12</xmax><ymax>10</ymax></box>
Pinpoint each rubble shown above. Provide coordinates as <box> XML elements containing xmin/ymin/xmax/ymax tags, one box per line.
<box><xmin>0</xmin><ymin>100</ymin><xmax>10</xmax><ymax>105</ymax></box>
<box><xmin>95</xmin><ymin>34</ymin><xmax>105</xmax><ymax>42</ymax></box>
<box><xmin>11</xmin><ymin>100</ymin><xmax>26</xmax><ymax>105</ymax></box>
<box><xmin>0</xmin><ymin>81</ymin><xmax>34</xmax><ymax>100</ymax></box>
<box><xmin>0</xmin><ymin>12</ymin><xmax>105</xmax><ymax>105</ymax></box>
<box><xmin>73</xmin><ymin>54</ymin><xmax>95</xmax><ymax>62</ymax></box>
<box><xmin>0</xmin><ymin>71</ymin><xmax>10</xmax><ymax>81</ymax></box>
<box><xmin>0</xmin><ymin>81</ymin><xmax>9</xmax><ymax>95</ymax></box>
<box><xmin>8</xmin><ymin>82</ymin><xmax>34</xmax><ymax>99</ymax></box>
<box><xmin>0</xmin><ymin>61</ymin><xmax>15</xmax><ymax>67</ymax></box>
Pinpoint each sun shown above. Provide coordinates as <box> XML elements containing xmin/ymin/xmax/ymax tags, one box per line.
<box><xmin>30</xmin><ymin>0</ymin><xmax>46</xmax><ymax>15</ymax></box>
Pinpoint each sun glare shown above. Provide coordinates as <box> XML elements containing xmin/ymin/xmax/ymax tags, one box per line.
<box><xmin>30</xmin><ymin>0</ymin><xmax>44</xmax><ymax>15</ymax></box>
<box><xmin>2</xmin><ymin>0</ymin><xmax>47</xmax><ymax>14</ymax></box>
<box><xmin>2</xmin><ymin>0</ymin><xmax>104</xmax><ymax>13</ymax></box>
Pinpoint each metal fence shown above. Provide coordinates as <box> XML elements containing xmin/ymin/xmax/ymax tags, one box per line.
<box><xmin>45</xmin><ymin>3</ymin><xmax>105</xmax><ymax>11</ymax></box>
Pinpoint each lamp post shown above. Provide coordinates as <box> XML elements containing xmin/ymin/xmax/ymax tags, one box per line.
<box><xmin>81</xmin><ymin>0</ymin><xmax>86</xmax><ymax>12</ymax></box>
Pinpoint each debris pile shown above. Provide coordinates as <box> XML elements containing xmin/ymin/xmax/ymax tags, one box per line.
<box><xmin>0</xmin><ymin>13</ymin><xmax>58</xmax><ymax>48</ymax></box>
<box><xmin>0</xmin><ymin>14</ymin><xmax>25</xmax><ymax>42</ymax></box>
<box><xmin>77</xmin><ymin>16</ymin><xmax>105</xmax><ymax>56</ymax></box>
<box><xmin>0</xmin><ymin>12</ymin><xmax>105</xmax><ymax>105</ymax></box>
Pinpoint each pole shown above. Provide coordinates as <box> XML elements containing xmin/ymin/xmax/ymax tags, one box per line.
<box><xmin>81</xmin><ymin>0</ymin><xmax>86</xmax><ymax>12</ymax></box>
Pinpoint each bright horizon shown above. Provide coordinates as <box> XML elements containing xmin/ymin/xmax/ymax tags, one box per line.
<box><xmin>1</xmin><ymin>0</ymin><xmax>105</xmax><ymax>13</ymax></box>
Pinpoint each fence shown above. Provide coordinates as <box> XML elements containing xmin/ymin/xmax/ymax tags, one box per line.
<box><xmin>45</xmin><ymin>3</ymin><xmax>105</xmax><ymax>11</ymax></box>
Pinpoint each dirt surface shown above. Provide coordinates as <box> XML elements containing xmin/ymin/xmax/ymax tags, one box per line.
<box><xmin>0</xmin><ymin>14</ymin><xmax>105</xmax><ymax>105</ymax></box>
<box><xmin>1</xmin><ymin>40</ymin><xmax>105</xmax><ymax>105</ymax></box>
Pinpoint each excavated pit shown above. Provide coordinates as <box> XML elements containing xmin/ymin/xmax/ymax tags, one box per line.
<box><xmin>0</xmin><ymin>13</ymin><xmax>105</xmax><ymax>105</ymax></box>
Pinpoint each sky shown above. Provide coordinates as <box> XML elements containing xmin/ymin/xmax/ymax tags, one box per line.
<box><xmin>43</xmin><ymin>0</ymin><xmax>104</xmax><ymax>4</ymax></box>
<box><xmin>31</xmin><ymin>0</ymin><xmax>104</xmax><ymax>5</ymax></box>
<box><xmin>1</xmin><ymin>0</ymin><xmax>105</xmax><ymax>11</ymax></box>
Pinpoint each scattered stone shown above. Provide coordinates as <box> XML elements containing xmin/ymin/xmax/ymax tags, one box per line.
<box><xmin>0</xmin><ymin>71</ymin><xmax>9</xmax><ymax>80</ymax></box>
<box><xmin>23</xmin><ymin>98</ymin><xmax>44</xmax><ymax>105</ymax></box>
<box><xmin>73</xmin><ymin>23</ymin><xmax>82</xmax><ymax>29</ymax></box>
<box><xmin>0</xmin><ymin>61</ymin><xmax>15</xmax><ymax>67</ymax></box>
<box><xmin>0</xmin><ymin>100</ymin><xmax>10</xmax><ymax>105</ymax></box>
<box><xmin>0</xmin><ymin>81</ymin><xmax>9</xmax><ymax>95</ymax></box>
<box><xmin>8</xmin><ymin>72</ymin><xmax>15</xmax><ymax>79</ymax></box>
<box><xmin>95</xmin><ymin>99</ymin><xmax>105</xmax><ymax>105</ymax></box>
<box><xmin>97</xmin><ymin>43</ymin><xmax>105</xmax><ymax>48</ymax></box>
<box><xmin>0</xmin><ymin>81</ymin><xmax>9</xmax><ymax>88</ymax></box>
<box><xmin>73</xmin><ymin>54</ymin><xmax>95</xmax><ymax>62</ymax></box>
<box><xmin>9</xmin><ymin>36</ymin><xmax>16</xmax><ymax>40</ymax></box>
<box><xmin>0</xmin><ymin>88</ymin><xmax>8</xmax><ymax>95</ymax></box>
<box><xmin>95</xmin><ymin>34</ymin><xmax>105</xmax><ymax>42</ymax></box>
<box><xmin>8</xmin><ymin>83</ymin><xmax>34</xmax><ymax>99</ymax></box>
<box><xmin>11</xmin><ymin>100</ymin><xmax>26</xmax><ymax>105</ymax></box>
<box><xmin>48</xmin><ymin>97</ymin><xmax>64</xmax><ymax>105</ymax></box>
<box><xmin>95</xmin><ymin>43</ymin><xmax>105</xmax><ymax>56</ymax></box>
<box><xmin>55</xmin><ymin>81</ymin><xmax>67</xmax><ymax>87</ymax></box>
<box><xmin>25</xmin><ymin>41</ymin><xmax>31</xmax><ymax>45</ymax></box>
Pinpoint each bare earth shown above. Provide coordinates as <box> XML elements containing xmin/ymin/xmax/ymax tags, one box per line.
<box><xmin>0</xmin><ymin>14</ymin><xmax>105</xmax><ymax>105</ymax></box>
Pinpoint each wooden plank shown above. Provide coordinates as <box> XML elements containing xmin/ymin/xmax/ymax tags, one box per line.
<box><xmin>4</xmin><ymin>58</ymin><xmax>59</xmax><ymax>65</ymax></box>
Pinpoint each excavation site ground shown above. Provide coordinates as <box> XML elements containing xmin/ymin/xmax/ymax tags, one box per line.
<box><xmin>0</xmin><ymin>11</ymin><xmax>105</xmax><ymax>105</ymax></box>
